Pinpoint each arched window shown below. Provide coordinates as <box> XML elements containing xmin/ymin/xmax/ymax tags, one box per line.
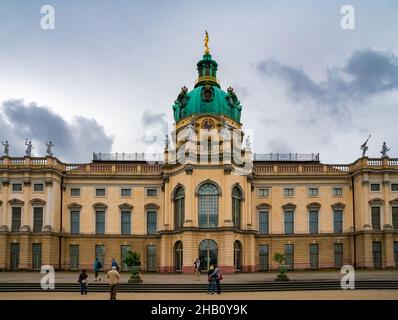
<box><xmin>232</xmin><ymin>187</ymin><xmax>243</xmax><ymax>228</ymax></box>
<box><xmin>199</xmin><ymin>239</ymin><xmax>218</xmax><ymax>271</ymax></box>
<box><xmin>174</xmin><ymin>187</ymin><xmax>185</xmax><ymax>230</ymax></box>
<box><xmin>174</xmin><ymin>241</ymin><xmax>183</xmax><ymax>272</ymax></box>
<box><xmin>198</xmin><ymin>183</ymin><xmax>219</xmax><ymax>228</ymax></box>
<box><xmin>234</xmin><ymin>240</ymin><xmax>242</xmax><ymax>271</ymax></box>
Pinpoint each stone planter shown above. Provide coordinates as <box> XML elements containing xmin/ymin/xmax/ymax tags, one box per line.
<box><xmin>128</xmin><ymin>266</ymin><xmax>143</xmax><ymax>283</ymax></box>
<box><xmin>275</xmin><ymin>264</ymin><xmax>289</xmax><ymax>281</ymax></box>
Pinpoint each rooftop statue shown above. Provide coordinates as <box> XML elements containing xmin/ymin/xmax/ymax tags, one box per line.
<box><xmin>46</xmin><ymin>141</ymin><xmax>54</xmax><ymax>156</ymax></box>
<box><xmin>204</xmin><ymin>30</ymin><xmax>210</xmax><ymax>54</ymax></box>
<box><xmin>380</xmin><ymin>142</ymin><xmax>390</xmax><ymax>158</ymax></box>
<box><xmin>25</xmin><ymin>138</ymin><xmax>33</xmax><ymax>157</ymax></box>
<box><xmin>2</xmin><ymin>140</ymin><xmax>9</xmax><ymax>156</ymax></box>
<box><xmin>360</xmin><ymin>135</ymin><xmax>371</xmax><ymax>157</ymax></box>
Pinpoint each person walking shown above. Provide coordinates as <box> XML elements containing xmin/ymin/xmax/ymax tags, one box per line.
<box><xmin>93</xmin><ymin>258</ymin><xmax>102</xmax><ymax>282</ymax></box>
<box><xmin>209</xmin><ymin>264</ymin><xmax>222</xmax><ymax>294</ymax></box>
<box><xmin>107</xmin><ymin>265</ymin><xmax>120</xmax><ymax>300</ymax></box>
<box><xmin>194</xmin><ymin>258</ymin><xmax>201</xmax><ymax>281</ymax></box>
<box><xmin>111</xmin><ymin>258</ymin><xmax>120</xmax><ymax>271</ymax></box>
<box><xmin>207</xmin><ymin>265</ymin><xmax>216</xmax><ymax>294</ymax></box>
<box><xmin>78</xmin><ymin>269</ymin><xmax>88</xmax><ymax>295</ymax></box>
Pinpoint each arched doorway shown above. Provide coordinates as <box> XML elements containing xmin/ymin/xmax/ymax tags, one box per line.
<box><xmin>199</xmin><ymin>239</ymin><xmax>218</xmax><ymax>271</ymax></box>
<box><xmin>174</xmin><ymin>241</ymin><xmax>183</xmax><ymax>272</ymax></box>
<box><xmin>234</xmin><ymin>240</ymin><xmax>242</xmax><ymax>271</ymax></box>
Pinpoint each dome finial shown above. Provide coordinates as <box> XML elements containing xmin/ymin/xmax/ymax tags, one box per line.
<box><xmin>204</xmin><ymin>30</ymin><xmax>210</xmax><ymax>54</ymax></box>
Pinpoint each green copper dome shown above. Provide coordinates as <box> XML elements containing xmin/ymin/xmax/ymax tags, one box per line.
<box><xmin>172</xmin><ymin>53</ymin><xmax>242</xmax><ymax>123</ymax></box>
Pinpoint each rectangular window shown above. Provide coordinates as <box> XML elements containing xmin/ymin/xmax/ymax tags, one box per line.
<box><xmin>12</xmin><ymin>183</ymin><xmax>22</xmax><ymax>192</ymax></box>
<box><xmin>392</xmin><ymin>184</ymin><xmax>398</xmax><ymax>191</ymax></box>
<box><xmin>333</xmin><ymin>187</ymin><xmax>343</xmax><ymax>196</ymax></box>
<box><xmin>10</xmin><ymin>243</ymin><xmax>20</xmax><ymax>270</ymax></box>
<box><xmin>32</xmin><ymin>243</ymin><xmax>42</xmax><ymax>270</ymax></box>
<box><xmin>394</xmin><ymin>241</ymin><xmax>398</xmax><ymax>267</ymax></box>
<box><xmin>284</xmin><ymin>244</ymin><xmax>294</xmax><ymax>270</ymax></box>
<box><xmin>70</xmin><ymin>188</ymin><xmax>80</xmax><ymax>197</ymax></box>
<box><xmin>371</xmin><ymin>207</ymin><xmax>381</xmax><ymax>230</ymax></box>
<box><xmin>121</xmin><ymin>188</ymin><xmax>132</xmax><ymax>197</ymax></box>
<box><xmin>33</xmin><ymin>207</ymin><xmax>43</xmax><ymax>232</ymax></box>
<box><xmin>309</xmin><ymin>211</ymin><xmax>319</xmax><ymax>234</ymax></box>
<box><xmin>308</xmin><ymin>188</ymin><xmax>319</xmax><ymax>197</ymax></box>
<box><xmin>11</xmin><ymin>207</ymin><xmax>22</xmax><ymax>232</ymax></box>
<box><xmin>121</xmin><ymin>211</ymin><xmax>131</xmax><ymax>235</ymax></box>
<box><xmin>392</xmin><ymin>207</ymin><xmax>398</xmax><ymax>230</ymax></box>
<box><xmin>121</xmin><ymin>245</ymin><xmax>131</xmax><ymax>271</ymax></box>
<box><xmin>70</xmin><ymin>245</ymin><xmax>79</xmax><ymax>270</ymax></box>
<box><xmin>259</xmin><ymin>211</ymin><xmax>269</xmax><ymax>235</ymax></box>
<box><xmin>258</xmin><ymin>188</ymin><xmax>269</xmax><ymax>197</ymax></box>
<box><xmin>95</xmin><ymin>188</ymin><xmax>106</xmax><ymax>197</ymax></box>
<box><xmin>96</xmin><ymin>211</ymin><xmax>105</xmax><ymax>235</ymax></box>
<box><xmin>284</xmin><ymin>211</ymin><xmax>294</xmax><ymax>234</ymax></box>
<box><xmin>309</xmin><ymin>244</ymin><xmax>319</xmax><ymax>269</ymax></box>
<box><xmin>370</xmin><ymin>183</ymin><xmax>380</xmax><ymax>192</ymax></box>
<box><xmin>147</xmin><ymin>245</ymin><xmax>157</xmax><ymax>272</ymax></box>
<box><xmin>372</xmin><ymin>241</ymin><xmax>382</xmax><ymax>269</ymax></box>
<box><xmin>70</xmin><ymin>211</ymin><xmax>80</xmax><ymax>234</ymax></box>
<box><xmin>33</xmin><ymin>183</ymin><xmax>44</xmax><ymax>192</ymax></box>
<box><xmin>334</xmin><ymin>243</ymin><xmax>343</xmax><ymax>268</ymax></box>
<box><xmin>283</xmin><ymin>188</ymin><xmax>294</xmax><ymax>197</ymax></box>
<box><xmin>147</xmin><ymin>211</ymin><xmax>157</xmax><ymax>235</ymax></box>
<box><xmin>259</xmin><ymin>245</ymin><xmax>269</xmax><ymax>271</ymax></box>
<box><xmin>95</xmin><ymin>245</ymin><xmax>105</xmax><ymax>269</ymax></box>
<box><xmin>333</xmin><ymin>210</ymin><xmax>343</xmax><ymax>233</ymax></box>
<box><xmin>146</xmin><ymin>188</ymin><xmax>158</xmax><ymax>197</ymax></box>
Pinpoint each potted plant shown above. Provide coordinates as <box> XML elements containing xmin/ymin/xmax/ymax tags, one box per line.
<box><xmin>273</xmin><ymin>252</ymin><xmax>289</xmax><ymax>281</ymax></box>
<box><xmin>124</xmin><ymin>250</ymin><xmax>143</xmax><ymax>283</ymax></box>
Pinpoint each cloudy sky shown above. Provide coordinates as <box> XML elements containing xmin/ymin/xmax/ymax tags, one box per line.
<box><xmin>0</xmin><ymin>0</ymin><xmax>397</xmax><ymax>163</ymax></box>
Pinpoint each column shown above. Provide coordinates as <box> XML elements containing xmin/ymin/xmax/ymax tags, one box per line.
<box><xmin>45</xmin><ymin>182</ymin><xmax>53</xmax><ymax>231</ymax></box>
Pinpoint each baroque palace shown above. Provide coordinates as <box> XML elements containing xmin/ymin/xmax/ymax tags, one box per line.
<box><xmin>1</xmin><ymin>36</ymin><xmax>398</xmax><ymax>274</ymax></box>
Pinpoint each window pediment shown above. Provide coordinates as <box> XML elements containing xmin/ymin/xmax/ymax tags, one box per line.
<box><xmin>67</xmin><ymin>202</ymin><xmax>82</xmax><ymax>209</ymax></box>
<box><xmin>119</xmin><ymin>203</ymin><xmax>133</xmax><ymax>210</ymax></box>
<box><xmin>307</xmin><ymin>202</ymin><xmax>321</xmax><ymax>209</ymax></box>
<box><xmin>389</xmin><ymin>198</ymin><xmax>398</xmax><ymax>205</ymax></box>
<box><xmin>331</xmin><ymin>202</ymin><xmax>346</xmax><ymax>209</ymax></box>
<box><xmin>282</xmin><ymin>203</ymin><xmax>296</xmax><ymax>210</ymax></box>
<box><xmin>256</xmin><ymin>203</ymin><xmax>271</xmax><ymax>209</ymax></box>
<box><xmin>368</xmin><ymin>198</ymin><xmax>384</xmax><ymax>205</ymax></box>
<box><xmin>145</xmin><ymin>203</ymin><xmax>160</xmax><ymax>209</ymax></box>
<box><xmin>93</xmin><ymin>202</ymin><xmax>108</xmax><ymax>209</ymax></box>
<box><xmin>8</xmin><ymin>198</ymin><xmax>24</xmax><ymax>206</ymax></box>
<box><xmin>30</xmin><ymin>198</ymin><xmax>46</xmax><ymax>205</ymax></box>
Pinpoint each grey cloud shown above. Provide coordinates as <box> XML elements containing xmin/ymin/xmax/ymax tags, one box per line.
<box><xmin>257</xmin><ymin>49</ymin><xmax>398</xmax><ymax>111</ymax></box>
<box><xmin>0</xmin><ymin>99</ymin><xmax>113</xmax><ymax>162</ymax></box>
<box><xmin>141</xmin><ymin>110</ymin><xmax>168</xmax><ymax>144</ymax></box>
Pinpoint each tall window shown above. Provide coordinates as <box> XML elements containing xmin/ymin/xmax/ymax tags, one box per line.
<box><xmin>333</xmin><ymin>209</ymin><xmax>343</xmax><ymax>233</ymax></box>
<box><xmin>32</xmin><ymin>243</ymin><xmax>42</xmax><ymax>270</ymax></box>
<box><xmin>309</xmin><ymin>210</ymin><xmax>319</xmax><ymax>234</ymax></box>
<box><xmin>198</xmin><ymin>183</ymin><xmax>219</xmax><ymax>228</ymax></box>
<box><xmin>121</xmin><ymin>245</ymin><xmax>131</xmax><ymax>271</ymax></box>
<box><xmin>11</xmin><ymin>207</ymin><xmax>22</xmax><ymax>232</ymax></box>
<box><xmin>174</xmin><ymin>187</ymin><xmax>185</xmax><ymax>230</ymax></box>
<box><xmin>259</xmin><ymin>245</ymin><xmax>269</xmax><ymax>271</ymax></box>
<box><xmin>147</xmin><ymin>245</ymin><xmax>157</xmax><ymax>272</ymax></box>
<box><xmin>147</xmin><ymin>211</ymin><xmax>157</xmax><ymax>235</ymax></box>
<box><xmin>33</xmin><ymin>207</ymin><xmax>43</xmax><ymax>232</ymax></box>
<box><xmin>95</xmin><ymin>245</ymin><xmax>105</xmax><ymax>269</ymax></box>
<box><xmin>174</xmin><ymin>241</ymin><xmax>183</xmax><ymax>272</ymax></box>
<box><xmin>10</xmin><ymin>243</ymin><xmax>20</xmax><ymax>270</ymax></box>
<box><xmin>394</xmin><ymin>241</ymin><xmax>398</xmax><ymax>267</ymax></box>
<box><xmin>232</xmin><ymin>187</ymin><xmax>242</xmax><ymax>229</ymax></box>
<box><xmin>284</xmin><ymin>244</ymin><xmax>294</xmax><ymax>270</ymax></box>
<box><xmin>121</xmin><ymin>211</ymin><xmax>131</xmax><ymax>235</ymax></box>
<box><xmin>96</xmin><ymin>211</ymin><xmax>105</xmax><ymax>235</ymax></box>
<box><xmin>334</xmin><ymin>243</ymin><xmax>343</xmax><ymax>268</ymax></box>
<box><xmin>309</xmin><ymin>244</ymin><xmax>319</xmax><ymax>269</ymax></box>
<box><xmin>234</xmin><ymin>241</ymin><xmax>242</xmax><ymax>271</ymax></box>
<box><xmin>372</xmin><ymin>241</ymin><xmax>382</xmax><ymax>269</ymax></box>
<box><xmin>392</xmin><ymin>207</ymin><xmax>398</xmax><ymax>229</ymax></box>
<box><xmin>259</xmin><ymin>211</ymin><xmax>269</xmax><ymax>234</ymax></box>
<box><xmin>70</xmin><ymin>211</ymin><xmax>80</xmax><ymax>234</ymax></box>
<box><xmin>371</xmin><ymin>207</ymin><xmax>381</xmax><ymax>230</ymax></box>
<box><xmin>284</xmin><ymin>211</ymin><xmax>294</xmax><ymax>234</ymax></box>
<box><xmin>70</xmin><ymin>245</ymin><xmax>79</xmax><ymax>270</ymax></box>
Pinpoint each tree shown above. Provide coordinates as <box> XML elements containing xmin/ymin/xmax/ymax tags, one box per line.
<box><xmin>124</xmin><ymin>251</ymin><xmax>143</xmax><ymax>283</ymax></box>
<box><xmin>273</xmin><ymin>252</ymin><xmax>289</xmax><ymax>281</ymax></box>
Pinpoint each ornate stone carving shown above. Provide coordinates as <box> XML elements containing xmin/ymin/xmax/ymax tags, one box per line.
<box><xmin>1</xmin><ymin>141</ymin><xmax>9</xmax><ymax>156</ymax></box>
<box><xmin>380</xmin><ymin>142</ymin><xmax>390</xmax><ymax>158</ymax></box>
<box><xmin>25</xmin><ymin>138</ymin><xmax>33</xmax><ymax>157</ymax></box>
<box><xmin>185</xmin><ymin>164</ymin><xmax>193</xmax><ymax>175</ymax></box>
<box><xmin>46</xmin><ymin>141</ymin><xmax>54</xmax><ymax>156</ymax></box>
<box><xmin>360</xmin><ymin>135</ymin><xmax>371</xmax><ymax>157</ymax></box>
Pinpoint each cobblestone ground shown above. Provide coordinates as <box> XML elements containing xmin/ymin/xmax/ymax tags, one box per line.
<box><xmin>0</xmin><ymin>269</ymin><xmax>397</xmax><ymax>283</ymax></box>
<box><xmin>0</xmin><ymin>290</ymin><xmax>397</xmax><ymax>300</ymax></box>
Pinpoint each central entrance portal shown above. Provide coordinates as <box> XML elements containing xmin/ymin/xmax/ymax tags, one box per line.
<box><xmin>199</xmin><ymin>239</ymin><xmax>218</xmax><ymax>271</ymax></box>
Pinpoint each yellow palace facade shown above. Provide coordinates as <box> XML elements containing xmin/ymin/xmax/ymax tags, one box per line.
<box><xmin>1</xmin><ymin>43</ymin><xmax>398</xmax><ymax>273</ymax></box>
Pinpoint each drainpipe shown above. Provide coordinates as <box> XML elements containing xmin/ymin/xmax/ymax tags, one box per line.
<box><xmin>351</xmin><ymin>175</ymin><xmax>357</xmax><ymax>269</ymax></box>
<box><xmin>59</xmin><ymin>175</ymin><xmax>64</xmax><ymax>270</ymax></box>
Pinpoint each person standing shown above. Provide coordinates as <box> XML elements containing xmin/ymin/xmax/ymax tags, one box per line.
<box><xmin>207</xmin><ymin>265</ymin><xmax>216</xmax><ymax>294</ymax></box>
<box><xmin>107</xmin><ymin>266</ymin><xmax>120</xmax><ymax>300</ymax></box>
<box><xmin>210</xmin><ymin>264</ymin><xmax>222</xmax><ymax>294</ymax></box>
<box><xmin>78</xmin><ymin>269</ymin><xmax>88</xmax><ymax>295</ymax></box>
<box><xmin>194</xmin><ymin>258</ymin><xmax>201</xmax><ymax>281</ymax></box>
<box><xmin>111</xmin><ymin>258</ymin><xmax>120</xmax><ymax>271</ymax></box>
<box><xmin>93</xmin><ymin>258</ymin><xmax>102</xmax><ymax>282</ymax></box>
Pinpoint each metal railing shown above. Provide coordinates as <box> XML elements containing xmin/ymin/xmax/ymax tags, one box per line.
<box><xmin>253</xmin><ymin>153</ymin><xmax>320</xmax><ymax>162</ymax></box>
<box><xmin>93</xmin><ymin>152</ymin><xmax>164</xmax><ymax>162</ymax></box>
